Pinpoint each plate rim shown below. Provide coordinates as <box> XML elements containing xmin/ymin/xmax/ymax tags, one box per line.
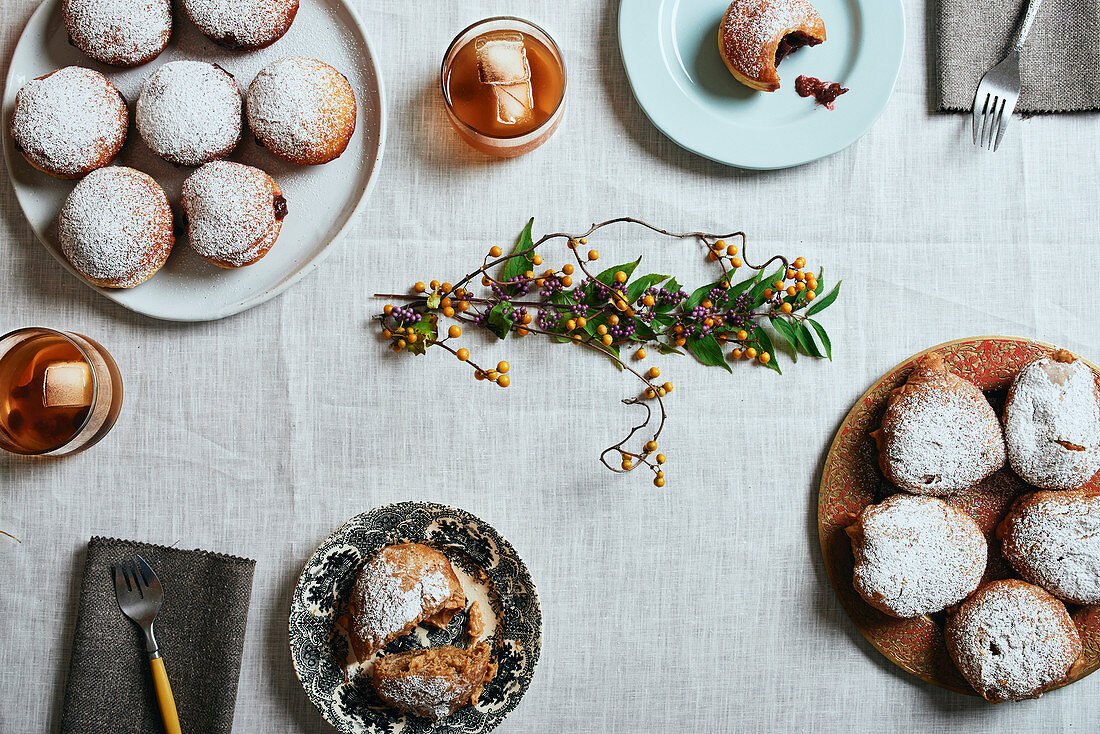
<box><xmin>287</xmin><ymin>501</ymin><xmax>543</xmax><ymax>734</ymax></box>
<box><xmin>616</xmin><ymin>0</ymin><xmax>905</xmax><ymax>170</ymax></box>
<box><xmin>817</xmin><ymin>335</ymin><xmax>1100</xmax><ymax>697</ymax></box>
<box><xmin>2</xmin><ymin>0</ymin><xmax>388</xmax><ymax>322</ymax></box>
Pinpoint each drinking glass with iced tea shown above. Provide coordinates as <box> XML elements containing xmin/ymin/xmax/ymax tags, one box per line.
<box><xmin>0</xmin><ymin>328</ymin><xmax>123</xmax><ymax>456</ymax></box>
<box><xmin>442</xmin><ymin>17</ymin><xmax>567</xmax><ymax>157</ymax></box>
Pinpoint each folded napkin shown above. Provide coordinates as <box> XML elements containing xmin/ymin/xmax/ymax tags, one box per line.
<box><xmin>60</xmin><ymin>537</ymin><xmax>256</xmax><ymax>734</ymax></box>
<box><xmin>936</xmin><ymin>0</ymin><xmax>1100</xmax><ymax>113</ymax></box>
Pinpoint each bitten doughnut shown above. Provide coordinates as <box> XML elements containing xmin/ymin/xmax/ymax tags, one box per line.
<box><xmin>181</xmin><ymin>0</ymin><xmax>298</xmax><ymax>51</ymax></box>
<box><xmin>945</xmin><ymin>579</ymin><xmax>1082</xmax><ymax>702</ymax></box>
<box><xmin>846</xmin><ymin>494</ymin><xmax>987</xmax><ymax>618</ymax></box>
<box><xmin>58</xmin><ymin>167</ymin><xmax>174</xmax><ymax>288</ymax></box>
<box><xmin>872</xmin><ymin>354</ymin><xmax>1006</xmax><ymax>496</ymax></box>
<box><xmin>718</xmin><ymin>0</ymin><xmax>826</xmax><ymax>92</ymax></box>
<box><xmin>137</xmin><ymin>61</ymin><xmax>243</xmax><ymax>167</ymax></box>
<box><xmin>347</xmin><ymin>543</ymin><xmax>465</xmax><ymax>661</ymax></box>
<box><xmin>372</xmin><ymin>642</ymin><xmax>495</xmax><ymax>721</ymax></box>
<box><xmin>10</xmin><ymin>67</ymin><xmax>128</xmax><ymax>179</ymax></box>
<box><xmin>246</xmin><ymin>56</ymin><xmax>357</xmax><ymax>165</ymax></box>
<box><xmin>62</xmin><ymin>0</ymin><xmax>171</xmax><ymax>67</ymax></box>
<box><xmin>181</xmin><ymin>161</ymin><xmax>287</xmax><ymax>268</ymax></box>
<box><xmin>998</xmin><ymin>490</ymin><xmax>1100</xmax><ymax>605</ymax></box>
<box><xmin>1004</xmin><ymin>351</ymin><xmax>1100</xmax><ymax>491</ymax></box>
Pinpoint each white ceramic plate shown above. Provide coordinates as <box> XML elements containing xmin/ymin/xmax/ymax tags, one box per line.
<box><xmin>3</xmin><ymin>0</ymin><xmax>386</xmax><ymax>321</ymax></box>
<box><xmin>618</xmin><ymin>0</ymin><xmax>904</xmax><ymax>169</ymax></box>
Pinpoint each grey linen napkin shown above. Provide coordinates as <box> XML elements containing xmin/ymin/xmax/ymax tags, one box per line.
<box><xmin>60</xmin><ymin>537</ymin><xmax>256</xmax><ymax>734</ymax></box>
<box><xmin>936</xmin><ymin>0</ymin><xmax>1100</xmax><ymax>113</ymax></box>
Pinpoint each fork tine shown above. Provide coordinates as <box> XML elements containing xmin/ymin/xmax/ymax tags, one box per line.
<box><xmin>989</xmin><ymin>98</ymin><xmax>1006</xmax><ymax>150</ymax></box>
<box><xmin>979</xmin><ymin>98</ymin><xmax>992</xmax><ymax>149</ymax></box>
<box><xmin>129</xmin><ymin>558</ymin><xmax>146</xmax><ymax>596</ymax></box>
<box><xmin>136</xmin><ymin>555</ymin><xmax>161</xmax><ymax>591</ymax></box>
<box><xmin>993</xmin><ymin>97</ymin><xmax>1014</xmax><ymax>152</ymax></box>
<box><xmin>112</xmin><ymin>564</ymin><xmax>130</xmax><ymax>596</ymax></box>
<box><xmin>972</xmin><ymin>93</ymin><xmax>988</xmax><ymax>145</ymax></box>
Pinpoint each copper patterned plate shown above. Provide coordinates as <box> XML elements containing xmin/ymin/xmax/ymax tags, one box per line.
<box><xmin>818</xmin><ymin>336</ymin><xmax>1100</xmax><ymax>697</ymax></box>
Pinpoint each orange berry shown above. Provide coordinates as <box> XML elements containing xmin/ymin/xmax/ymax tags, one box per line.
<box><xmin>602</xmin><ymin>334</ymin><xmax>613</xmax><ymax>346</ymax></box>
<box><xmin>414</xmin><ymin>282</ymin><xmax>426</xmax><ymax>293</ymax></box>
<box><xmin>608</xmin><ymin>315</ymin><xmax>620</xmax><ymax>326</ymax></box>
<box><xmin>443</xmin><ymin>307</ymin><xmax>455</xmax><ymax>318</ymax></box>
<box><xmin>644</xmin><ymin>441</ymin><xmax>657</xmax><ymax>453</ymax></box>
<box><xmin>643</xmin><ymin>295</ymin><xmax>655</xmax><ymax>307</ymax></box>
<box><xmin>646</xmin><ymin>367</ymin><xmax>660</xmax><ymax>379</ymax></box>
<box><xmin>588</xmin><ymin>250</ymin><xmax>599</xmax><ymax>261</ymax></box>
<box><xmin>457</xmin><ymin>301</ymin><xmax>470</xmax><ymax>312</ymax></box>
<box><xmin>701</xmin><ymin>299</ymin><xmax>713</xmax><ymax>309</ymax></box>
<box><xmin>579</xmin><ymin>238</ymin><xmax>587</xmax><ymax>245</ymax></box>
<box><xmin>497</xmin><ymin>375</ymin><xmax>510</xmax><ymax>387</ymax></box>
<box><xmin>614</xmin><ymin>270</ymin><xmax>628</xmax><ymax>283</ymax></box>
<box><xmin>656</xmin><ymin>454</ymin><xmax>666</xmax><ymax>464</ymax></box>
<box><xmin>448</xmin><ymin>325</ymin><xmax>461</xmax><ymax>338</ymax></box>
<box><xmin>786</xmin><ymin>286</ymin><xmax>797</xmax><ymax>297</ymax></box>
<box><xmin>731</xmin><ymin>257</ymin><xmax>743</xmax><ymax>268</ymax></box>
<box><xmin>780</xmin><ymin>303</ymin><xmax>793</xmax><ymax>314</ymax></box>
<box><xmin>532</xmin><ymin>255</ymin><xmax>543</xmax><ymax>266</ymax></box>
<box><xmin>806</xmin><ymin>291</ymin><xmax>816</xmax><ymax>301</ymax></box>
<box><xmin>517</xmin><ymin>328</ymin><xmax>530</xmax><ymax>337</ymax></box>
<box><xmin>441</xmin><ymin>282</ymin><xmax>452</xmax><ymax>293</ymax></box>
<box><xmin>662</xmin><ymin>382</ymin><xmax>673</xmax><ymax>392</ymax></box>
<box><xmin>562</xmin><ymin>264</ymin><xmax>575</xmax><ymax>275</ymax></box>
<box><xmin>561</xmin><ymin>276</ymin><xmax>573</xmax><ymax>287</ymax></box>
<box><xmin>746</xmin><ymin>347</ymin><xmax>757</xmax><ymax>359</ymax></box>
<box><xmin>489</xmin><ymin>246</ymin><xmax>502</xmax><ymax>257</ymax></box>
<box><xmin>726</xmin><ymin>244</ymin><xmax>738</xmax><ymax>256</ymax></box>
<box><xmin>635</xmin><ymin>348</ymin><xmax>647</xmax><ymax>360</ymax></box>
<box><xmin>736</xmin><ymin>330</ymin><xmax>748</xmax><ymax>340</ymax></box>
<box><xmin>764</xmin><ymin>289</ymin><xmax>774</xmax><ymax>299</ymax></box>
<box><xmin>794</xmin><ymin>257</ymin><xmax>806</xmax><ymax>269</ymax></box>
<box><xmin>759</xmin><ymin>352</ymin><xmax>771</xmax><ymax>364</ymax></box>
<box><xmin>430</xmin><ymin>280</ymin><xmax>440</xmax><ymax>290</ymax></box>
<box><xmin>383</xmin><ymin>304</ymin><xmax>394</xmax><ymax>315</ymax></box>
<box><xmin>654</xmin><ymin>477</ymin><xmax>665</xmax><ymax>488</ymax></box>
<box><xmin>576</xmin><ymin>317</ymin><xmax>587</xmax><ymax>328</ymax></box>
<box><xmin>597</xmin><ymin>325</ymin><xmax>608</xmax><ymax>335</ymax></box>
<box><xmin>497</xmin><ymin>361</ymin><xmax>510</xmax><ymax>374</ymax></box>
<box><xmin>732</xmin><ymin>348</ymin><xmax>743</xmax><ymax>360</ymax></box>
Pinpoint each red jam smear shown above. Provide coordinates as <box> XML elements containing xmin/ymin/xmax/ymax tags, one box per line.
<box><xmin>795</xmin><ymin>75</ymin><xmax>848</xmax><ymax>110</ymax></box>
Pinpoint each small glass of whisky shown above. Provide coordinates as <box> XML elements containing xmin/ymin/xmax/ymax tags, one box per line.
<box><xmin>0</xmin><ymin>328</ymin><xmax>123</xmax><ymax>456</ymax></box>
<box><xmin>442</xmin><ymin>17</ymin><xmax>567</xmax><ymax>157</ymax></box>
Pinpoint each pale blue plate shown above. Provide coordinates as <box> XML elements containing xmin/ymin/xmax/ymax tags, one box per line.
<box><xmin>618</xmin><ymin>0</ymin><xmax>905</xmax><ymax>169</ymax></box>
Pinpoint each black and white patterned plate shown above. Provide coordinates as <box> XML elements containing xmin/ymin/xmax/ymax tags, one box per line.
<box><xmin>289</xmin><ymin>502</ymin><xmax>541</xmax><ymax>734</ymax></box>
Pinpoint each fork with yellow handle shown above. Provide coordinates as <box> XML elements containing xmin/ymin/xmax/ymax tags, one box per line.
<box><xmin>112</xmin><ymin>556</ymin><xmax>182</xmax><ymax>734</ymax></box>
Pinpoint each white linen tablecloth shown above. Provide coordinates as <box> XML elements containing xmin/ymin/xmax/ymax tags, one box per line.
<box><xmin>3</xmin><ymin>1</ymin><xmax>1100</xmax><ymax>732</ymax></box>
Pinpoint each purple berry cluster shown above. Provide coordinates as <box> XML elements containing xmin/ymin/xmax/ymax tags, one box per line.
<box><xmin>390</xmin><ymin>305</ymin><xmax>421</xmax><ymax>324</ymax></box>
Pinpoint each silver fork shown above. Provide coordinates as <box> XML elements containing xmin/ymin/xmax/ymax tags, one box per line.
<box><xmin>972</xmin><ymin>0</ymin><xmax>1044</xmax><ymax>151</ymax></box>
<box><xmin>113</xmin><ymin>556</ymin><xmax>182</xmax><ymax>734</ymax></box>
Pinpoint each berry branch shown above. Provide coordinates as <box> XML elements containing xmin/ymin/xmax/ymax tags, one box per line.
<box><xmin>374</xmin><ymin>218</ymin><xmax>841</xmax><ymax>485</ymax></box>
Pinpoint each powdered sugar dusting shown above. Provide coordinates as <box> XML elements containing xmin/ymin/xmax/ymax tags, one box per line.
<box><xmin>246</xmin><ymin>56</ymin><xmax>356</xmax><ymax>164</ymax></box>
<box><xmin>878</xmin><ymin>357</ymin><xmax>1006</xmax><ymax>495</ymax></box>
<box><xmin>375</xmin><ymin>673</ymin><xmax>454</xmax><ymax>720</ymax></box>
<box><xmin>137</xmin><ymin>61</ymin><xmax>242</xmax><ymax>166</ymax></box>
<box><xmin>947</xmin><ymin>580</ymin><xmax>1081</xmax><ymax>702</ymax></box>
<box><xmin>1002</xmin><ymin>490</ymin><xmax>1100</xmax><ymax>604</ymax></box>
<box><xmin>182</xmin><ymin>0</ymin><xmax>298</xmax><ymax>49</ymax></box>
<box><xmin>181</xmin><ymin>161</ymin><xmax>280</xmax><ymax>267</ymax></box>
<box><xmin>719</xmin><ymin>0</ymin><xmax>822</xmax><ymax>80</ymax></box>
<box><xmin>349</xmin><ymin>548</ymin><xmax>455</xmax><ymax>655</ymax></box>
<box><xmin>1005</xmin><ymin>357</ymin><xmax>1100</xmax><ymax>490</ymax></box>
<box><xmin>59</xmin><ymin>166</ymin><xmax>173</xmax><ymax>287</ymax></box>
<box><xmin>851</xmin><ymin>494</ymin><xmax>986</xmax><ymax>618</ymax></box>
<box><xmin>63</xmin><ymin>0</ymin><xmax>171</xmax><ymax>66</ymax></box>
<box><xmin>11</xmin><ymin>67</ymin><xmax>128</xmax><ymax>177</ymax></box>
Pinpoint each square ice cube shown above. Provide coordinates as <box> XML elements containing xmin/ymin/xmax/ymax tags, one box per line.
<box><xmin>476</xmin><ymin>32</ymin><xmax>531</xmax><ymax>85</ymax></box>
<box><xmin>494</xmin><ymin>83</ymin><xmax>534</xmax><ymax>125</ymax></box>
<box><xmin>43</xmin><ymin>361</ymin><xmax>93</xmax><ymax>408</ymax></box>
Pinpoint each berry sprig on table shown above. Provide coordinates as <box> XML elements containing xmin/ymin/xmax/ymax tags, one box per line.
<box><xmin>375</xmin><ymin>218</ymin><xmax>840</xmax><ymax>484</ymax></box>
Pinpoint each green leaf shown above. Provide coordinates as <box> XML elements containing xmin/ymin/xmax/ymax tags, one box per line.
<box><xmin>748</xmin><ymin>267</ymin><xmax>786</xmax><ymax>304</ymax></box>
<box><xmin>807</xmin><ymin>280</ymin><xmax>841</xmax><ymax>316</ymax></box>
<box><xmin>625</xmin><ymin>273</ymin><xmax>669</xmax><ymax>306</ymax></box>
<box><xmin>770</xmin><ymin>318</ymin><xmax>800</xmax><ymax>362</ymax></box>
<box><xmin>498</xmin><ymin>218</ymin><xmax>537</xmax><ymax>284</ymax></box>
<box><xmin>595</xmin><ymin>258</ymin><xmax>642</xmax><ymax>286</ymax></box>
<box><xmin>407</xmin><ymin>315</ymin><xmax>437</xmax><ymax>355</ymax></box>
<box><xmin>426</xmin><ymin>291</ymin><xmax>442</xmax><ymax>309</ymax></box>
<box><xmin>685</xmin><ymin>335</ymin><xmax>732</xmax><ymax>373</ymax></box>
<box><xmin>657</xmin><ymin>342</ymin><xmax>684</xmax><ymax>355</ymax></box>
<box><xmin>726</xmin><ymin>273</ymin><xmax>757</xmax><ymax>301</ymax></box>
<box><xmin>683</xmin><ymin>281</ymin><xmax>721</xmax><ymax>311</ymax></box>
<box><xmin>485</xmin><ymin>303</ymin><xmax>513</xmax><ymax>340</ymax></box>
<box><xmin>794</xmin><ymin>322</ymin><xmax>825</xmax><ymax>359</ymax></box>
<box><xmin>809</xmin><ymin>319</ymin><xmax>833</xmax><ymax>360</ymax></box>
<box><xmin>754</xmin><ymin>328</ymin><xmax>782</xmax><ymax>374</ymax></box>
<box><xmin>653</xmin><ymin>277</ymin><xmax>682</xmax><ymax>313</ymax></box>
<box><xmin>633</xmin><ymin>319</ymin><xmax>659</xmax><ymax>342</ymax></box>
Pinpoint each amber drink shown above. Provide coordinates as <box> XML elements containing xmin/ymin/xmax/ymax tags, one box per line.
<box><xmin>442</xmin><ymin>18</ymin><xmax>566</xmax><ymax>157</ymax></box>
<box><xmin>0</xmin><ymin>328</ymin><xmax>123</xmax><ymax>456</ymax></box>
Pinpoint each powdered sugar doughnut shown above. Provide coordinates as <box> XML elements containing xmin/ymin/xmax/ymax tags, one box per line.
<box><xmin>1004</xmin><ymin>352</ymin><xmax>1100</xmax><ymax>491</ymax></box>
<box><xmin>246</xmin><ymin>56</ymin><xmax>357</xmax><ymax>165</ymax></box>
<box><xmin>846</xmin><ymin>494</ymin><xmax>987</xmax><ymax>618</ymax></box>
<box><xmin>63</xmin><ymin>0</ymin><xmax>171</xmax><ymax>67</ymax></box>
<box><xmin>718</xmin><ymin>0</ymin><xmax>826</xmax><ymax>92</ymax></box>
<box><xmin>181</xmin><ymin>161</ymin><xmax>286</xmax><ymax>268</ymax></box>
<box><xmin>872</xmin><ymin>354</ymin><xmax>1006</xmax><ymax>496</ymax></box>
<box><xmin>10</xmin><ymin>67</ymin><xmax>128</xmax><ymax>179</ymax></box>
<box><xmin>137</xmin><ymin>61</ymin><xmax>242</xmax><ymax>167</ymax></box>
<box><xmin>998</xmin><ymin>490</ymin><xmax>1100</xmax><ymax>604</ymax></box>
<box><xmin>181</xmin><ymin>0</ymin><xmax>298</xmax><ymax>51</ymax></box>
<box><xmin>59</xmin><ymin>167</ymin><xmax>174</xmax><ymax>288</ymax></box>
<box><xmin>945</xmin><ymin>579</ymin><xmax>1082</xmax><ymax>702</ymax></box>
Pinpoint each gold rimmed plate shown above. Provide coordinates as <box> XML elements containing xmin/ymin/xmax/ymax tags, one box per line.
<box><xmin>818</xmin><ymin>336</ymin><xmax>1100</xmax><ymax>696</ymax></box>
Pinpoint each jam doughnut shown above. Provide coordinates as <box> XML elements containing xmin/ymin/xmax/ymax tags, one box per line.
<box><xmin>181</xmin><ymin>162</ymin><xmax>287</xmax><ymax>268</ymax></box>
<box><xmin>10</xmin><ymin>67</ymin><xmax>128</xmax><ymax>179</ymax></box>
<box><xmin>58</xmin><ymin>167</ymin><xmax>174</xmax><ymax>288</ymax></box>
<box><xmin>945</xmin><ymin>579</ymin><xmax>1082</xmax><ymax>702</ymax></box>
<box><xmin>137</xmin><ymin>61</ymin><xmax>243</xmax><ymax>167</ymax></box>
<box><xmin>1004</xmin><ymin>351</ymin><xmax>1100</xmax><ymax>491</ymax></box>
<box><xmin>872</xmin><ymin>354</ymin><xmax>1006</xmax><ymax>496</ymax></box>
<box><xmin>846</xmin><ymin>494</ymin><xmax>987</xmax><ymax>618</ymax></box>
<box><xmin>346</xmin><ymin>543</ymin><xmax>465</xmax><ymax>661</ymax></box>
<box><xmin>62</xmin><ymin>0</ymin><xmax>171</xmax><ymax>67</ymax></box>
<box><xmin>719</xmin><ymin>0</ymin><xmax>826</xmax><ymax>92</ymax></box>
<box><xmin>998</xmin><ymin>489</ymin><xmax>1100</xmax><ymax>605</ymax></box>
<box><xmin>181</xmin><ymin>0</ymin><xmax>298</xmax><ymax>51</ymax></box>
<box><xmin>372</xmin><ymin>642</ymin><xmax>495</xmax><ymax>721</ymax></box>
<box><xmin>246</xmin><ymin>56</ymin><xmax>357</xmax><ymax>165</ymax></box>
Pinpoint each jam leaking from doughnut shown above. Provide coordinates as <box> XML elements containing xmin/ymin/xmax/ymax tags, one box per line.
<box><xmin>774</xmin><ymin>31</ymin><xmax>821</xmax><ymax>66</ymax></box>
<box><xmin>795</xmin><ymin>75</ymin><xmax>848</xmax><ymax>109</ymax></box>
<box><xmin>273</xmin><ymin>195</ymin><xmax>288</xmax><ymax>220</ymax></box>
